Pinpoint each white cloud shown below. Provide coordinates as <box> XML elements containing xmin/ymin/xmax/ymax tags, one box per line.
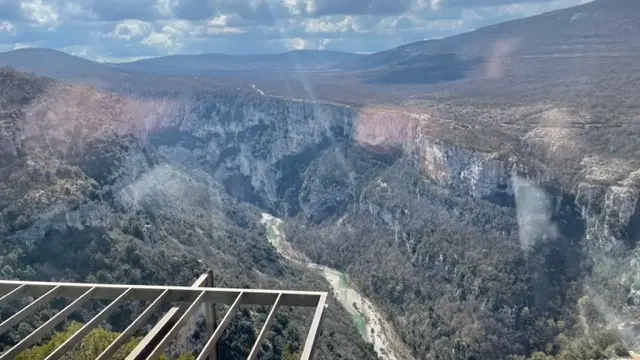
<box><xmin>0</xmin><ymin>0</ymin><xmax>590</xmax><ymax>60</ymax></box>
<box><xmin>142</xmin><ymin>25</ymin><xmax>184</xmax><ymax>52</ymax></box>
<box><xmin>318</xmin><ymin>37</ymin><xmax>331</xmax><ymax>49</ymax></box>
<box><xmin>0</xmin><ymin>21</ymin><xmax>14</xmax><ymax>33</ymax></box>
<box><xmin>20</xmin><ymin>0</ymin><xmax>59</xmax><ymax>27</ymax></box>
<box><xmin>203</xmin><ymin>26</ymin><xmax>246</xmax><ymax>35</ymax></box>
<box><xmin>282</xmin><ymin>0</ymin><xmax>302</xmax><ymax>15</ymax></box>
<box><xmin>62</xmin><ymin>44</ymin><xmax>153</xmax><ymax>62</ymax></box>
<box><xmin>209</xmin><ymin>15</ymin><xmax>230</xmax><ymax>27</ymax></box>
<box><xmin>303</xmin><ymin>0</ymin><xmax>318</xmax><ymax>14</ymax></box>
<box><xmin>110</xmin><ymin>20</ymin><xmax>152</xmax><ymax>40</ymax></box>
<box><xmin>63</xmin><ymin>44</ymin><xmax>91</xmax><ymax>59</ymax></box>
<box><xmin>302</xmin><ymin>15</ymin><xmax>354</xmax><ymax>33</ymax></box>
<box><xmin>155</xmin><ymin>0</ymin><xmax>174</xmax><ymax>18</ymax></box>
<box><xmin>283</xmin><ymin>36</ymin><xmax>333</xmax><ymax>50</ymax></box>
<box><xmin>287</xmin><ymin>37</ymin><xmax>314</xmax><ymax>49</ymax></box>
<box><xmin>62</xmin><ymin>1</ymin><xmax>96</xmax><ymax>20</ymax></box>
<box><xmin>178</xmin><ymin>15</ymin><xmax>246</xmax><ymax>35</ymax></box>
<box><xmin>430</xmin><ymin>0</ymin><xmax>444</xmax><ymax>10</ymax></box>
<box><xmin>161</xmin><ymin>19</ymin><xmax>192</xmax><ymax>32</ymax></box>
<box><xmin>13</xmin><ymin>43</ymin><xmax>33</xmax><ymax>49</ymax></box>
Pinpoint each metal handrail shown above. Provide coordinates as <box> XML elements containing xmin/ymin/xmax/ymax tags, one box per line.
<box><xmin>0</xmin><ymin>271</ymin><xmax>328</xmax><ymax>360</ymax></box>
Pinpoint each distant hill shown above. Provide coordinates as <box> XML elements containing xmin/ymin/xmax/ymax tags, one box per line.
<box><xmin>0</xmin><ymin>48</ymin><xmax>363</xmax><ymax>83</ymax></box>
<box><xmin>0</xmin><ymin>48</ymin><xmax>121</xmax><ymax>78</ymax></box>
<box><xmin>1</xmin><ymin>0</ymin><xmax>639</xmax><ymax>96</ymax></box>
<box><xmin>339</xmin><ymin>0</ymin><xmax>640</xmax><ymax>85</ymax></box>
<box><xmin>113</xmin><ymin>50</ymin><xmax>364</xmax><ymax>75</ymax></box>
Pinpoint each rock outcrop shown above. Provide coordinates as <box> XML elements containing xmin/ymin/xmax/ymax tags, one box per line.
<box><xmin>138</xmin><ymin>92</ymin><xmax>640</xmax><ymax>254</ymax></box>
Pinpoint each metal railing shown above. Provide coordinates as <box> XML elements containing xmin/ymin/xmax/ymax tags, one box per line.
<box><xmin>0</xmin><ymin>271</ymin><xmax>328</xmax><ymax>360</ymax></box>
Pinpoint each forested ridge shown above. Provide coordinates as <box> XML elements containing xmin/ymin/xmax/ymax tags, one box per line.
<box><xmin>0</xmin><ymin>68</ymin><xmax>378</xmax><ymax>360</ymax></box>
<box><xmin>283</xmin><ymin>145</ymin><xmax>637</xmax><ymax>360</ymax></box>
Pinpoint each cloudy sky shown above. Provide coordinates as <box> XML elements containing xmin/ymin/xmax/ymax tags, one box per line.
<box><xmin>0</xmin><ymin>0</ymin><xmax>590</xmax><ymax>62</ymax></box>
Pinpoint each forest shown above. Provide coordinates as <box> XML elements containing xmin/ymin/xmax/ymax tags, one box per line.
<box><xmin>0</xmin><ymin>68</ymin><xmax>378</xmax><ymax>360</ymax></box>
<box><xmin>283</xmin><ymin>145</ymin><xmax>635</xmax><ymax>360</ymax></box>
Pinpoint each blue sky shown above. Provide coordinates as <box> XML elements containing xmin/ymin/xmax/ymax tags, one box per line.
<box><xmin>0</xmin><ymin>0</ymin><xmax>590</xmax><ymax>62</ymax></box>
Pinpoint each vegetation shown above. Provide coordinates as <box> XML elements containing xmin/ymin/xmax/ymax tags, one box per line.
<box><xmin>15</xmin><ymin>322</ymin><xmax>194</xmax><ymax>360</ymax></box>
<box><xmin>0</xmin><ymin>68</ymin><xmax>378</xmax><ymax>360</ymax></box>
<box><xmin>3</xmin><ymin>3</ymin><xmax>640</xmax><ymax>354</ymax></box>
<box><xmin>284</xmin><ymin>149</ymin><xmax>635</xmax><ymax>360</ymax></box>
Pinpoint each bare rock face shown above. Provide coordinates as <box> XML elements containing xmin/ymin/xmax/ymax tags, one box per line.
<box><xmin>413</xmin><ymin>138</ymin><xmax>513</xmax><ymax>198</ymax></box>
<box><xmin>154</xmin><ymin>93</ymin><xmax>356</xmax><ymax>215</ymax></box>
<box><xmin>404</xmin><ymin>122</ymin><xmax>640</xmax><ymax>253</ymax></box>
<box><xmin>143</xmin><ymin>92</ymin><xmax>640</xmax><ymax>254</ymax></box>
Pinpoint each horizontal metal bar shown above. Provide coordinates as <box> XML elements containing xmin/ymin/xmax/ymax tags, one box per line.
<box><xmin>0</xmin><ymin>274</ymin><xmax>329</xmax><ymax>360</ymax></box>
<box><xmin>0</xmin><ymin>287</ymin><xmax>96</xmax><ymax>360</ymax></box>
<box><xmin>196</xmin><ymin>292</ymin><xmax>246</xmax><ymax>360</ymax></box>
<box><xmin>247</xmin><ymin>293</ymin><xmax>283</xmax><ymax>360</ymax></box>
<box><xmin>43</xmin><ymin>288</ymin><xmax>133</xmax><ymax>360</ymax></box>
<box><xmin>0</xmin><ymin>285</ymin><xmax>61</xmax><ymax>336</ymax></box>
<box><xmin>146</xmin><ymin>291</ymin><xmax>208</xmax><ymax>360</ymax></box>
<box><xmin>0</xmin><ymin>280</ymin><xmax>323</xmax><ymax>306</ymax></box>
<box><xmin>300</xmin><ymin>293</ymin><xmax>328</xmax><ymax>360</ymax></box>
<box><xmin>95</xmin><ymin>289</ymin><xmax>170</xmax><ymax>360</ymax></box>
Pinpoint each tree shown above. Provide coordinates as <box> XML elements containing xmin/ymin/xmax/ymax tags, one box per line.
<box><xmin>283</xmin><ymin>344</ymin><xmax>299</xmax><ymax>360</ymax></box>
<box><xmin>16</xmin><ymin>322</ymin><xmax>182</xmax><ymax>360</ymax></box>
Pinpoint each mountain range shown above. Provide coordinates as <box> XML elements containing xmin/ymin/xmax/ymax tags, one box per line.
<box><xmin>1</xmin><ymin>0</ymin><xmax>639</xmax><ymax>86</ymax></box>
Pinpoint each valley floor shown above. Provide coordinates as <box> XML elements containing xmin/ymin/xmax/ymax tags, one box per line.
<box><xmin>260</xmin><ymin>213</ymin><xmax>415</xmax><ymax>360</ymax></box>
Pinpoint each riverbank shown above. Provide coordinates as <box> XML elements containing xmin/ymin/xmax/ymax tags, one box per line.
<box><xmin>261</xmin><ymin>213</ymin><xmax>414</xmax><ymax>360</ymax></box>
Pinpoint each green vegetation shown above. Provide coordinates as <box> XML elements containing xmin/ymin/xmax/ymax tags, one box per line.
<box><xmin>17</xmin><ymin>322</ymin><xmax>157</xmax><ymax>360</ymax></box>
<box><xmin>0</xmin><ymin>68</ymin><xmax>379</xmax><ymax>360</ymax></box>
<box><xmin>521</xmin><ymin>330</ymin><xmax>630</xmax><ymax>360</ymax></box>
<box><xmin>4</xmin><ymin>12</ymin><xmax>640</xmax><ymax>357</ymax></box>
<box><xmin>16</xmin><ymin>322</ymin><xmax>199</xmax><ymax>360</ymax></box>
<box><xmin>284</xmin><ymin>149</ymin><xmax>635</xmax><ymax>360</ymax></box>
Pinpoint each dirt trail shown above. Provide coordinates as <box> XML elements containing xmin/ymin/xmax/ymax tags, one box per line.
<box><xmin>261</xmin><ymin>213</ymin><xmax>415</xmax><ymax>360</ymax></box>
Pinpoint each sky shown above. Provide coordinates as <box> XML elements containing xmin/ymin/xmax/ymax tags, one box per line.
<box><xmin>0</xmin><ymin>0</ymin><xmax>591</xmax><ymax>62</ymax></box>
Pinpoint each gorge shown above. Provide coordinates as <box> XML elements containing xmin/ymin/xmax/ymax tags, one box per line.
<box><xmin>1</xmin><ymin>0</ymin><xmax>640</xmax><ymax>359</ymax></box>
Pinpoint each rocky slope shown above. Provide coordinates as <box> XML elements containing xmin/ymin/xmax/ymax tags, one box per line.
<box><xmin>137</xmin><ymin>87</ymin><xmax>639</xmax><ymax>253</ymax></box>
<box><xmin>136</xmin><ymin>86</ymin><xmax>640</xmax><ymax>358</ymax></box>
<box><xmin>0</xmin><ymin>68</ymin><xmax>380</xmax><ymax>360</ymax></box>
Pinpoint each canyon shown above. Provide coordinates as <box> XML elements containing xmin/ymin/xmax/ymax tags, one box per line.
<box><xmin>1</xmin><ymin>0</ymin><xmax>640</xmax><ymax>358</ymax></box>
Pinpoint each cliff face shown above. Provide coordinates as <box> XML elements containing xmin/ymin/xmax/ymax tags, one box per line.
<box><xmin>413</xmin><ymin>135</ymin><xmax>640</xmax><ymax>251</ymax></box>
<box><xmin>0</xmin><ymin>71</ymin><xmax>383</xmax><ymax>360</ymax></box>
<box><xmin>144</xmin><ymin>92</ymin><xmax>640</xmax><ymax>253</ymax></box>
<box><xmin>150</xmin><ymin>93</ymin><xmax>357</xmax><ymax>216</ymax></box>
<box><xmin>144</xmin><ymin>93</ymin><xmax>640</xmax><ymax>339</ymax></box>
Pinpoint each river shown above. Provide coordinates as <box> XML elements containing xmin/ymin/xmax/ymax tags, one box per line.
<box><xmin>261</xmin><ymin>213</ymin><xmax>415</xmax><ymax>360</ymax></box>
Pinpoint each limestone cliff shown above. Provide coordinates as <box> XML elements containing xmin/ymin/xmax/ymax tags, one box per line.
<box><xmin>141</xmin><ymin>92</ymin><xmax>639</xmax><ymax>253</ymax></box>
<box><xmin>151</xmin><ymin>93</ymin><xmax>356</xmax><ymax>215</ymax></box>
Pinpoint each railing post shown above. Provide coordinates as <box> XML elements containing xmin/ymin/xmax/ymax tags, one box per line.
<box><xmin>203</xmin><ymin>270</ymin><xmax>219</xmax><ymax>360</ymax></box>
